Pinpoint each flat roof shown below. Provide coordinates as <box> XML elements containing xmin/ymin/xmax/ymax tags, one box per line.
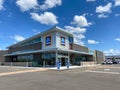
<box><xmin>7</xmin><ymin>26</ymin><xmax>73</xmax><ymax>48</ymax></box>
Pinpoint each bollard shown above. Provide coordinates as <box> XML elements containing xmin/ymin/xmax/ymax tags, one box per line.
<box><xmin>66</xmin><ymin>61</ymin><xmax>70</xmax><ymax>69</ymax></box>
<box><xmin>57</xmin><ymin>61</ymin><xmax>61</xmax><ymax>70</ymax></box>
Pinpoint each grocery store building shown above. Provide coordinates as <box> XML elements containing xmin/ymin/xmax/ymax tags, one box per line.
<box><xmin>4</xmin><ymin>26</ymin><xmax>105</xmax><ymax>67</ymax></box>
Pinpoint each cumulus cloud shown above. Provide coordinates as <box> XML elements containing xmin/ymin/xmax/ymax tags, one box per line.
<box><xmin>40</xmin><ymin>0</ymin><xmax>62</xmax><ymax>10</ymax></box>
<box><xmin>16</xmin><ymin>0</ymin><xmax>38</xmax><ymax>12</ymax></box>
<box><xmin>96</xmin><ymin>3</ymin><xmax>112</xmax><ymax>18</ymax></box>
<box><xmin>65</xmin><ymin>26</ymin><xmax>86</xmax><ymax>34</ymax></box>
<box><xmin>30</xmin><ymin>12</ymin><xmax>58</xmax><ymax>25</ymax></box>
<box><xmin>0</xmin><ymin>0</ymin><xmax>4</xmax><ymax>10</ymax></box>
<box><xmin>86</xmin><ymin>0</ymin><xmax>96</xmax><ymax>2</ymax></box>
<box><xmin>104</xmin><ymin>49</ymin><xmax>120</xmax><ymax>56</ymax></box>
<box><xmin>115</xmin><ymin>0</ymin><xmax>120</xmax><ymax>6</ymax></box>
<box><xmin>14</xmin><ymin>35</ymin><xmax>25</xmax><ymax>41</ymax></box>
<box><xmin>71</xmin><ymin>15</ymin><xmax>92</xmax><ymax>27</ymax></box>
<box><xmin>64</xmin><ymin>14</ymin><xmax>92</xmax><ymax>46</ymax></box>
<box><xmin>65</xmin><ymin>26</ymin><xmax>86</xmax><ymax>46</ymax></box>
<box><xmin>88</xmin><ymin>40</ymin><xmax>99</xmax><ymax>44</ymax></box>
<box><xmin>10</xmin><ymin>35</ymin><xmax>25</xmax><ymax>42</ymax></box>
<box><xmin>96</xmin><ymin>3</ymin><xmax>112</xmax><ymax>13</ymax></box>
<box><xmin>115</xmin><ymin>38</ymin><xmax>120</xmax><ymax>41</ymax></box>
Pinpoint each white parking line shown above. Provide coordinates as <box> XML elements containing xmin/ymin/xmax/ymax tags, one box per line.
<box><xmin>104</xmin><ymin>69</ymin><xmax>110</xmax><ymax>71</ymax></box>
<box><xmin>108</xmin><ymin>67</ymin><xmax>120</xmax><ymax>69</ymax></box>
<box><xmin>87</xmin><ymin>70</ymin><xmax>120</xmax><ymax>75</ymax></box>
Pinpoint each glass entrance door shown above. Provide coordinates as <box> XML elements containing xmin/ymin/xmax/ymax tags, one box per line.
<box><xmin>61</xmin><ymin>57</ymin><xmax>66</xmax><ymax>66</ymax></box>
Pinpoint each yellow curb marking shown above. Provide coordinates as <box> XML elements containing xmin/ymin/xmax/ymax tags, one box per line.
<box><xmin>0</xmin><ymin>68</ymin><xmax>48</xmax><ymax>77</ymax></box>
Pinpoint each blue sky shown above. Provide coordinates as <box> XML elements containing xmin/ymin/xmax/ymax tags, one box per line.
<box><xmin>0</xmin><ymin>0</ymin><xmax>120</xmax><ymax>55</ymax></box>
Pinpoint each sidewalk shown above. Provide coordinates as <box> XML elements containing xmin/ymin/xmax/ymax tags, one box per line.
<box><xmin>0</xmin><ymin>64</ymin><xmax>101</xmax><ymax>70</ymax></box>
<box><xmin>48</xmin><ymin>64</ymin><xmax>101</xmax><ymax>70</ymax></box>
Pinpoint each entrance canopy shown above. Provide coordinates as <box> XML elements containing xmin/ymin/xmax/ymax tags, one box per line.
<box><xmin>4</xmin><ymin>48</ymin><xmax>93</xmax><ymax>56</ymax></box>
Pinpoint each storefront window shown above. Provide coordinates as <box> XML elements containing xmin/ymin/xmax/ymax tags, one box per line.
<box><xmin>42</xmin><ymin>53</ymin><xmax>56</xmax><ymax>67</ymax></box>
<box><xmin>17</xmin><ymin>55</ymin><xmax>33</xmax><ymax>62</ymax></box>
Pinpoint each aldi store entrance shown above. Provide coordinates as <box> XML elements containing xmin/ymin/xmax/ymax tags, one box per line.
<box><xmin>61</xmin><ymin>57</ymin><xmax>66</xmax><ymax>66</ymax></box>
<box><xmin>58</xmin><ymin>56</ymin><xmax>69</xmax><ymax>66</ymax></box>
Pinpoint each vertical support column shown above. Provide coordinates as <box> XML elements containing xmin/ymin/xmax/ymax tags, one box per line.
<box><xmin>66</xmin><ymin>52</ymin><xmax>70</xmax><ymax>69</ymax></box>
<box><xmin>56</xmin><ymin>50</ymin><xmax>61</xmax><ymax>70</ymax></box>
<box><xmin>43</xmin><ymin>52</ymin><xmax>46</xmax><ymax>67</ymax></box>
<box><xmin>55</xmin><ymin>50</ymin><xmax>58</xmax><ymax>67</ymax></box>
<box><xmin>26</xmin><ymin>62</ymin><xmax>28</xmax><ymax>67</ymax></box>
<box><xmin>68</xmin><ymin>52</ymin><xmax>70</xmax><ymax>63</ymax></box>
<box><xmin>11</xmin><ymin>62</ymin><xmax>13</xmax><ymax>66</ymax></box>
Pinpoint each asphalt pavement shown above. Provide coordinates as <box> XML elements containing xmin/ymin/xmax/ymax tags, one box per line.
<box><xmin>0</xmin><ymin>65</ymin><xmax>120</xmax><ymax>90</ymax></box>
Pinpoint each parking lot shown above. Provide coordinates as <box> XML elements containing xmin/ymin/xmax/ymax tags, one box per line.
<box><xmin>0</xmin><ymin>65</ymin><xmax>120</xmax><ymax>90</ymax></box>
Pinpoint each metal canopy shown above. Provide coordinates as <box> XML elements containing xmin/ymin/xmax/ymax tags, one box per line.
<box><xmin>4</xmin><ymin>48</ymin><xmax>93</xmax><ymax>56</ymax></box>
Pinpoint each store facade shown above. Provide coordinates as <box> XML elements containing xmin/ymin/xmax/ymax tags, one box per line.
<box><xmin>4</xmin><ymin>26</ymin><xmax>104</xmax><ymax>67</ymax></box>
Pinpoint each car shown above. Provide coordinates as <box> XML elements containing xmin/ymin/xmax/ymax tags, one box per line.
<box><xmin>113</xmin><ymin>60</ymin><xmax>118</xmax><ymax>64</ymax></box>
<box><xmin>101</xmin><ymin>61</ymin><xmax>106</xmax><ymax>65</ymax></box>
<box><xmin>106</xmin><ymin>61</ymin><xmax>113</xmax><ymax>65</ymax></box>
<box><xmin>101</xmin><ymin>61</ymin><xmax>113</xmax><ymax>65</ymax></box>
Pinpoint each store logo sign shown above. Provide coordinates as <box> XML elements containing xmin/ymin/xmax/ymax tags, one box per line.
<box><xmin>61</xmin><ymin>36</ymin><xmax>65</xmax><ymax>46</ymax></box>
<box><xmin>45</xmin><ymin>36</ymin><xmax>51</xmax><ymax>46</ymax></box>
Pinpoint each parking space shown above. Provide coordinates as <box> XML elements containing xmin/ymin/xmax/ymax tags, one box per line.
<box><xmin>0</xmin><ymin>66</ymin><xmax>48</xmax><ymax>76</ymax></box>
<box><xmin>0</xmin><ymin>66</ymin><xmax>34</xmax><ymax>73</ymax></box>
<box><xmin>0</xmin><ymin>65</ymin><xmax>119</xmax><ymax>90</ymax></box>
<box><xmin>86</xmin><ymin>65</ymin><xmax>120</xmax><ymax>75</ymax></box>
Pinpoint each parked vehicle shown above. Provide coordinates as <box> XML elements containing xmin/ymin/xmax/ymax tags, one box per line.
<box><xmin>101</xmin><ymin>60</ymin><xmax>113</xmax><ymax>65</ymax></box>
<box><xmin>106</xmin><ymin>61</ymin><xmax>113</xmax><ymax>65</ymax></box>
<box><xmin>113</xmin><ymin>60</ymin><xmax>119</xmax><ymax>64</ymax></box>
<box><xmin>101</xmin><ymin>61</ymin><xmax>106</xmax><ymax>65</ymax></box>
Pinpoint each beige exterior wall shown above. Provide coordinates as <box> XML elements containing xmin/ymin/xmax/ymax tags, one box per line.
<box><xmin>94</xmin><ymin>50</ymin><xmax>105</xmax><ymax>64</ymax></box>
<box><xmin>71</xmin><ymin>43</ymin><xmax>89</xmax><ymax>53</ymax></box>
<box><xmin>0</xmin><ymin>50</ymin><xmax>8</xmax><ymax>64</ymax></box>
<box><xmin>42</xmin><ymin>31</ymin><xmax>70</xmax><ymax>50</ymax></box>
<box><xmin>56</xmin><ymin>32</ymin><xmax>70</xmax><ymax>49</ymax></box>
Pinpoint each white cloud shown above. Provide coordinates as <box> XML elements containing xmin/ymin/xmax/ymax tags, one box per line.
<box><xmin>115</xmin><ymin>38</ymin><xmax>120</xmax><ymax>41</ymax></box>
<box><xmin>30</xmin><ymin>12</ymin><xmax>58</xmax><ymax>25</ymax></box>
<box><xmin>115</xmin><ymin>0</ymin><xmax>120</xmax><ymax>6</ymax></box>
<box><xmin>65</xmin><ymin>26</ymin><xmax>86</xmax><ymax>46</ymax></box>
<box><xmin>71</xmin><ymin>15</ymin><xmax>92</xmax><ymax>27</ymax></box>
<box><xmin>11</xmin><ymin>35</ymin><xmax>25</xmax><ymax>42</ymax></box>
<box><xmin>40</xmin><ymin>0</ymin><xmax>62</xmax><ymax>10</ymax></box>
<box><xmin>98</xmin><ymin>13</ymin><xmax>108</xmax><ymax>18</ymax></box>
<box><xmin>115</xmin><ymin>13</ymin><xmax>120</xmax><ymax>16</ymax></box>
<box><xmin>96</xmin><ymin>3</ymin><xmax>112</xmax><ymax>13</ymax></box>
<box><xmin>87</xmin><ymin>0</ymin><xmax>96</xmax><ymax>2</ymax></box>
<box><xmin>88</xmin><ymin>40</ymin><xmax>99</xmax><ymax>44</ymax></box>
<box><xmin>16</xmin><ymin>0</ymin><xmax>38</xmax><ymax>12</ymax></box>
<box><xmin>96</xmin><ymin>3</ymin><xmax>112</xmax><ymax>18</ymax></box>
<box><xmin>32</xmin><ymin>29</ymin><xmax>40</xmax><ymax>34</ymax></box>
<box><xmin>65</xmin><ymin>26</ymin><xmax>86</xmax><ymax>34</ymax></box>
<box><xmin>104</xmin><ymin>49</ymin><xmax>120</xmax><ymax>56</ymax></box>
<box><xmin>14</xmin><ymin>35</ymin><xmax>25</xmax><ymax>41</ymax></box>
<box><xmin>0</xmin><ymin>0</ymin><xmax>4</xmax><ymax>10</ymax></box>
